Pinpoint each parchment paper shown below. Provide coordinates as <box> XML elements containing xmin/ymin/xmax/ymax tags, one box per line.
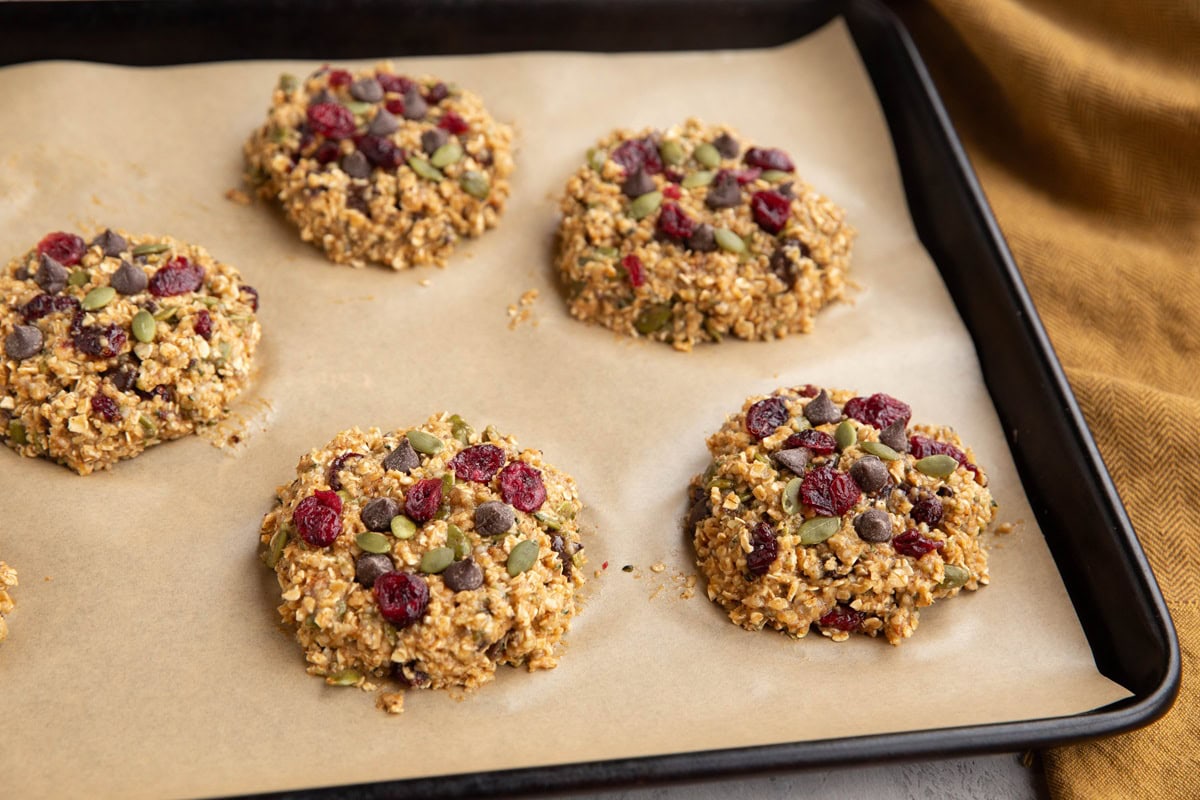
<box><xmin>0</xmin><ymin>21</ymin><xmax>1130</xmax><ymax>799</ymax></box>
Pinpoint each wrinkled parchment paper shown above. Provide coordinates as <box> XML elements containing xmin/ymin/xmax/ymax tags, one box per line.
<box><xmin>0</xmin><ymin>21</ymin><xmax>1129</xmax><ymax>799</ymax></box>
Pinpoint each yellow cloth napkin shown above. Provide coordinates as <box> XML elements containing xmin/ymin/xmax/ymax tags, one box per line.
<box><xmin>895</xmin><ymin>1</ymin><xmax>1200</xmax><ymax>797</ymax></box>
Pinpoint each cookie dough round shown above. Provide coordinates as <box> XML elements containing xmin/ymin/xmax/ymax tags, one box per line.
<box><xmin>245</xmin><ymin>64</ymin><xmax>514</xmax><ymax>269</ymax></box>
<box><xmin>259</xmin><ymin>414</ymin><xmax>586</xmax><ymax>714</ymax></box>
<box><xmin>0</xmin><ymin>229</ymin><xmax>262</xmax><ymax>475</ymax></box>
<box><xmin>557</xmin><ymin>119</ymin><xmax>853</xmax><ymax>351</ymax></box>
<box><xmin>689</xmin><ymin>386</ymin><xmax>993</xmax><ymax>644</ymax></box>
<box><xmin>0</xmin><ymin>559</ymin><xmax>15</xmax><ymax>644</ymax></box>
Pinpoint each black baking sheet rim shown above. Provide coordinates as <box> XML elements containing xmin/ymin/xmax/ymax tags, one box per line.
<box><xmin>0</xmin><ymin>1</ymin><xmax>1179</xmax><ymax>798</ymax></box>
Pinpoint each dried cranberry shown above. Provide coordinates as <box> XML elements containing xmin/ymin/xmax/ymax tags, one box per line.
<box><xmin>36</xmin><ymin>232</ymin><xmax>86</xmax><ymax>267</ymax></box>
<box><xmin>843</xmin><ymin>393</ymin><xmax>912</xmax><ymax>430</ymax></box>
<box><xmin>657</xmin><ymin>202</ymin><xmax>696</xmax><ymax>240</ymax></box>
<box><xmin>746</xmin><ymin>521</ymin><xmax>778</xmax><ymax>576</ymax></box>
<box><xmin>911</xmin><ymin>497</ymin><xmax>944</xmax><ymax>527</ymax></box>
<box><xmin>437</xmin><ymin>111</ymin><xmax>469</xmax><ymax>134</ymax></box>
<box><xmin>314</xmin><ymin>141</ymin><xmax>340</xmax><ymax>164</ymax></box>
<box><xmin>358</xmin><ymin>135</ymin><xmax>405</xmax><ymax>168</ymax></box>
<box><xmin>908</xmin><ymin>435</ymin><xmax>967</xmax><ymax>464</ymax></box>
<box><xmin>818</xmin><ymin>605</ymin><xmax>865</xmax><ymax>631</ymax></box>
<box><xmin>239</xmin><ymin>285</ymin><xmax>260</xmax><ymax>311</ymax></box>
<box><xmin>735</xmin><ymin>168</ymin><xmax>762</xmax><ymax>185</ymax></box>
<box><xmin>74</xmin><ymin>324</ymin><xmax>126</xmax><ymax>359</ymax></box>
<box><xmin>374</xmin><ymin>571</ymin><xmax>429</xmax><ymax>628</ymax></box>
<box><xmin>743</xmin><ymin>147</ymin><xmax>795</xmax><ymax>172</ymax></box>
<box><xmin>800</xmin><ymin>465</ymin><xmax>861</xmax><ymax>516</ymax></box>
<box><xmin>148</xmin><ymin>257</ymin><xmax>204</xmax><ymax>297</ymax></box>
<box><xmin>327</xmin><ymin>452</ymin><xmax>363</xmax><ymax>491</ymax></box>
<box><xmin>893</xmin><ymin>529</ymin><xmax>944</xmax><ymax>558</ymax></box>
<box><xmin>21</xmin><ymin>293</ymin><xmax>78</xmax><ymax>322</ymax></box>
<box><xmin>751</xmin><ymin>190</ymin><xmax>792</xmax><ymax>234</ymax></box>
<box><xmin>499</xmin><ymin>461</ymin><xmax>547</xmax><ymax>513</ymax></box>
<box><xmin>622</xmin><ymin>254</ymin><xmax>646</xmax><ymax>288</ymax></box>
<box><xmin>306</xmin><ymin>102</ymin><xmax>357</xmax><ymax>139</ymax></box>
<box><xmin>293</xmin><ymin>490</ymin><xmax>343</xmax><ymax>547</ymax></box>
<box><xmin>328</xmin><ymin>69</ymin><xmax>352</xmax><ymax>88</ymax></box>
<box><xmin>377</xmin><ymin>73</ymin><xmax>415</xmax><ymax>95</ymax></box>
<box><xmin>662</xmin><ymin>184</ymin><xmax>681</xmax><ymax>200</ymax></box>
<box><xmin>610</xmin><ymin>137</ymin><xmax>663</xmax><ymax>175</ymax></box>
<box><xmin>797</xmin><ymin>384</ymin><xmax>820</xmax><ymax>398</ymax></box>
<box><xmin>664</xmin><ymin>168</ymin><xmax>684</xmax><ymax>183</ymax></box>
<box><xmin>783</xmin><ymin>429</ymin><xmax>836</xmax><ymax>455</ymax></box>
<box><xmin>449</xmin><ymin>444</ymin><xmax>506</xmax><ymax>483</ymax></box>
<box><xmin>745</xmin><ymin>397</ymin><xmax>789</xmax><ymax>440</ymax></box>
<box><xmin>194</xmin><ymin>310</ymin><xmax>213</xmax><ymax>340</ymax></box>
<box><xmin>385</xmin><ymin>98</ymin><xmax>405</xmax><ymax>115</ymax></box>
<box><xmin>151</xmin><ymin>384</ymin><xmax>175</xmax><ymax>403</ymax></box>
<box><xmin>425</xmin><ymin>82</ymin><xmax>449</xmax><ymax>103</ymax></box>
<box><xmin>405</xmin><ymin>477</ymin><xmax>443</xmax><ymax>523</ymax></box>
<box><xmin>90</xmin><ymin>394</ymin><xmax>120</xmax><ymax>423</ymax></box>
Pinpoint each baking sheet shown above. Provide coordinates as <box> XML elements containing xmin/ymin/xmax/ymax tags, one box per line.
<box><xmin>0</xmin><ymin>20</ymin><xmax>1130</xmax><ymax>799</ymax></box>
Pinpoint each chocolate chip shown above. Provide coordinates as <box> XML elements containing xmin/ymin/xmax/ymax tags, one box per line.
<box><xmin>854</xmin><ymin>508</ymin><xmax>892</xmax><ymax>543</ymax></box>
<box><xmin>350</xmin><ymin>77</ymin><xmax>384</xmax><ymax>103</ymax></box>
<box><xmin>773</xmin><ymin>447</ymin><xmax>810</xmax><ymax>475</ymax></box>
<box><xmin>14</xmin><ymin>265</ymin><xmax>29</xmax><ymax>280</ymax></box>
<box><xmin>442</xmin><ymin>559</ymin><xmax>483</xmax><ymax>592</ymax></box>
<box><xmin>769</xmin><ymin>246</ymin><xmax>798</xmax><ymax>289</ymax></box>
<box><xmin>4</xmin><ymin>325</ymin><xmax>42</xmax><ymax>360</ymax></box>
<box><xmin>346</xmin><ymin>187</ymin><xmax>371</xmax><ymax>217</ymax></box>
<box><xmin>880</xmin><ymin>421</ymin><xmax>909</xmax><ymax>453</ymax></box>
<box><xmin>91</xmin><ymin>229</ymin><xmax>128</xmax><ymax>257</ymax></box>
<box><xmin>354</xmin><ymin>553</ymin><xmax>394</xmax><ymax>588</ymax></box>
<box><xmin>368</xmin><ymin>108</ymin><xmax>400</xmax><ymax>136</ymax></box>
<box><xmin>684</xmin><ymin>496</ymin><xmax>711</xmax><ymax>533</ymax></box>
<box><xmin>803</xmin><ymin>389</ymin><xmax>841</xmax><ymax>426</ymax></box>
<box><xmin>382</xmin><ymin>438</ymin><xmax>420</xmax><ymax>473</ymax></box>
<box><xmin>341</xmin><ymin>151</ymin><xmax>371</xmax><ymax>179</ymax></box>
<box><xmin>850</xmin><ymin>455</ymin><xmax>889</xmax><ymax>493</ymax></box>
<box><xmin>621</xmin><ymin>169</ymin><xmax>656</xmax><ymax>199</ymax></box>
<box><xmin>104</xmin><ymin>360</ymin><xmax>139</xmax><ymax>392</ymax></box>
<box><xmin>687</xmin><ymin>223</ymin><xmax>717</xmax><ymax>252</ymax></box>
<box><xmin>713</xmin><ymin>133</ymin><xmax>739</xmax><ymax>159</ymax></box>
<box><xmin>110</xmin><ymin>259</ymin><xmax>148</xmax><ymax>295</ymax></box>
<box><xmin>393</xmin><ymin>662</ymin><xmax>431</xmax><ymax>688</ymax></box>
<box><xmin>474</xmin><ymin>501</ymin><xmax>515</xmax><ymax>536</ymax></box>
<box><xmin>402</xmin><ymin>87</ymin><xmax>427</xmax><ymax>120</ymax></box>
<box><xmin>485</xmin><ymin>636</ymin><xmax>509</xmax><ymax>661</ymax></box>
<box><xmin>549</xmin><ymin>533</ymin><xmax>573</xmax><ymax>577</ymax></box>
<box><xmin>360</xmin><ymin>497</ymin><xmax>400</xmax><ymax>532</ymax></box>
<box><xmin>34</xmin><ymin>254</ymin><xmax>68</xmax><ymax>294</ymax></box>
<box><xmin>420</xmin><ymin>127</ymin><xmax>449</xmax><ymax>155</ymax></box>
<box><xmin>705</xmin><ymin>170</ymin><xmax>741</xmax><ymax>209</ymax></box>
<box><xmin>311</xmin><ymin>89</ymin><xmax>336</xmax><ymax>105</ymax></box>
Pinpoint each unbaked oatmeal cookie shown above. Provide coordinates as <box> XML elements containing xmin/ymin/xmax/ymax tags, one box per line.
<box><xmin>557</xmin><ymin>119</ymin><xmax>853</xmax><ymax>351</ymax></box>
<box><xmin>0</xmin><ymin>559</ymin><xmax>15</xmax><ymax>643</ymax></box>
<box><xmin>689</xmin><ymin>386</ymin><xmax>993</xmax><ymax>644</ymax></box>
<box><xmin>245</xmin><ymin>65</ymin><xmax>514</xmax><ymax>269</ymax></box>
<box><xmin>260</xmin><ymin>414</ymin><xmax>586</xmax><ymax>714</ymax></box>
<box><xmin>0</xmin><ymin>230</ymin><xmax>261</xmax><ymax>475</ymax></box>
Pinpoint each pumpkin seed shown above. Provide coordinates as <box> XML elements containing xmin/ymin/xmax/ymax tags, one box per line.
<box><xmin>390</xmin><ymin>515</ymin><xmax>417</xmax><ymax>539</ymax></box>
<box><xmin>199</xmin><ymin>296</ymin><xmax>221</xmax><ymax>307</ymax></box>
<box><xmin>408</xmin><ymin>156</ymin><xmax>444</xmax><ymax>182</ymax></box>
<box><xmin>345</xmin><ymin>100</ymin><xmax>372</xmax><ymax>116</ymax></box>
<box><xmin>556</xmin><ymin>501</ymin><xmax>576</xmax><ymax>519</ymax></box>
<box><xmin>67</xmin><ymin>269</ymin><xmax>89</xmax><ymax>287</ymax></box>
<box><xmin>782</xmin><ymin>477</ymin><xmax>802</xmax><ymax>515</ymax></box>
<box><xmin>131</xmin><ymin>310</ymin><xmax>156</xmax><ymax>343</ymax></box>
<box><xmin>634</xmin><ymin>303</ymin><xmax>672</xmax><ymax>334</ymax></box>
<box><xmin>761</xmin><ymin>169</ymin><xmax>791</xmax><ymax>183</ymax></box>
<box><xmin>328</xmin><ymin>669</ymin><xmax>361</xmax><ymax>686</ymax></box>
<box><xmin>703</xmin><ymin>317</ymin><xmax>723</xmax><ymax>342</ymax></box>
<box><xmin>138</xmin><ymin>414</ymin><xmax>157</xmax><ymax>437</ymax></box>
<box><xmin>533</xmin><ymin>510</ymin><xmax>562</xmax><ymax>531</ymax></box>
<box><xmin>681</xmin><ymin>170</ymin><xmax>715</xmax><ymax>188</ymax></box>
<box><xmin>587</xmin><ymin>147</ymin><xmax>607</xmax><ymax>171</ymax></box>
<box><xmin>659</xmin><ymin>139</ymin><xmax>685</xmax><ymax>166</ymax></box>
<box><xmin>799</xmin><ymin>516</ymin><xmax>841</xmax><ymax>545</ymax></box>
<box><xmin>941</xmin><ymin>564</ymin><xmax>970</xmax><ymax>590</ymax></box>
<box><xmin>506</xmin><ymin>540</ymin><xmax>539</xmax><ymax>576</ymax></box>
<box><xmin>860</xmin><ymin>441</ymin><xmax>901</xmax><ymax>461</ymax></box>
<box><xmin>406</xmin><ymin>429</ymin><xmax>444</xmax><ymax>455</ymax></box>
<box><xmin>447</xmin><ymin>524</ymin><xmax>470</xmax><ymax>560</ymax></box>
<box><xmin>420</xmin><ymin>547</ymin><xmax>454</xmax><ymax>574</ymax></box>
<box><xmin>81</xmin><ymin>286</ymin><xmax>116</xmax><ymax>311</ymax></box>
<box><xmin>628</xmin><ymin>190</ymin><xmax>663</xmax><ymax>220</ymax></box>
<box><xmin>694</xmin><ymin>142</ymin><xmax>721</xmax><ymax>168</ymax></box>
<box><xmin>217</xmin><ymin>342</ymin><xmax>232</xmax><ymax>362</ymax></box>
<box><xmin>441</xmin><ymin>472</ymin><xmax>455</xmax><ymax>495</ymax></box>
<box><xmin>459</xmin><ymin>170</ymin><xmax>490</xmax><ymax>199</ymax></box>
<box><xmin>916</xmin><ymin>454</ymin><xmax>959</xmax><ymax>477</ymax></box>
<box><xmin>714</xmin><ymin>228</ymin><xmax>746</xmax><ymax>254</ymax></box>
<box><xmin>265</xmin><ymin>526</ymin><xmax>288</xmax><ymax>568</ymax></box>
<box><xmin>270</xmin><ymin>126</ymin><xmax>288</xmax><ymax>144</ymax></box>
<box><xmin>8</xmin><ymin>420</ymin><xmax>27</xmax><ymax>445</ymax></box>
<box><xmin>431</xmin><ymin>141</ymin><xmax>463</xmax><ymax>168</ymax></box>
<box><xmin>356</xmin><ymin>531</ymin><xmax>391</xmax><ymax>554</ymax></box>
<box><xmin>835</xmin><ymin>420</ymin><xmax>856</xmax><ymax>451</ymax></box>
<box><xmin>336</xmin><ymin>489</ymin><xmax>351</xmax><ymax>505</ymax></box>
<box><xmin>132</xmin><ymin>242</ymin><xmax>169</xmax><ymax>257</ymax></box>
<box><xmin>152</xmin><ymin>305</ymin><xmax>177</xmax><ymax>322</ymax></box>
<box><xmin>594</xmin><ymin>246</ymin><xmax>620</xmax><ymax>259</ymax></box>
<box><xmin>449</xmin><ymin>414</ymin><xmax>473</xmax><ymax>445</ymax></box>
<box><xmin>278</xmin><ymin>73</ymin><xmax>298</xmax><ymax>92</ymax></box>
